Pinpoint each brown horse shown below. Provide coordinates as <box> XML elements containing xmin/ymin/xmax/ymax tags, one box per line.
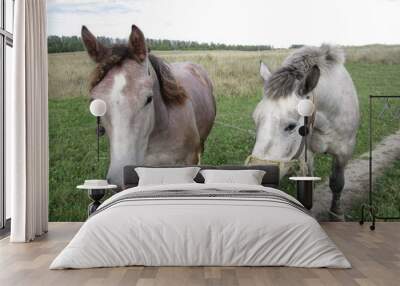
<box><xmin>82</xmin><ymin>25</ymin><xmax>216</xmax><ymax>186</ymax></box>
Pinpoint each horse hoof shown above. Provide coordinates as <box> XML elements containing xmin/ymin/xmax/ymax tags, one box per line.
<box><xmin>330</xmin><ymin>199</ymin><xmax>343</xmax><ymax>216</ymax></box>
<box><xmin>329</xmin><ymin>202</ymin><xmax>345</xmax><ymax>221</ymax></box>
<box><xmin>328</xmin><ymin>211</ymin><xmax>345</xmax><ymax>222</ymax></box>
<box><xmin>330</xmin><ymin>205</ymin><xmax>343</xmax><ymax>215</ymax></box>
<box><xmin>370</xmin><ymin>225</ymin><xmax>375</xmax><ymax>231</ymax></box>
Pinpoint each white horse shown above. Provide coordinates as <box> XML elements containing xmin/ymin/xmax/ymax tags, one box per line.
<box><xmin>250</xmin><ymin>44</ymin><xmax>360</xmax><ymax>216</ymax></box>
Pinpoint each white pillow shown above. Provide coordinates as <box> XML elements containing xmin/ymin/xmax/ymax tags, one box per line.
<box><xmin>135</xmin><ymin>167</ymin><xmax>201</xmax><ymax>186</ymax></box>
<box><xmin>200</xmin><ymin>169</ymin><xmax>266</xmax><ymax>185</ymax></box>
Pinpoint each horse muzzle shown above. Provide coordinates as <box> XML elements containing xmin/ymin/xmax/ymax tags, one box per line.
<box><xmin>245</xmin><ymin>155</ymin><xmax>308</xmax><ymax>179</ymax></box>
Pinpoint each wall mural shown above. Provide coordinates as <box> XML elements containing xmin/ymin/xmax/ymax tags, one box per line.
<box><xmin>47</xmin><ymin>1</ymin><xmax>400</xmax><ymax>222</ymax></box>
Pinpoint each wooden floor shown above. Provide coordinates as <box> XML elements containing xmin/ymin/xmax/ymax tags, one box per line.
<box><xmin>0</xmin><ymin>222</ymin><xmax>399</xmax><ymax>286</ymax></box>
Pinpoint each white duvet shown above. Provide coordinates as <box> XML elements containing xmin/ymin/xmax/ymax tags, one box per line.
<box><xmin>50</xmin><ymin>183</ymin><xmax>350</xmax><ymax>269</ymax></box>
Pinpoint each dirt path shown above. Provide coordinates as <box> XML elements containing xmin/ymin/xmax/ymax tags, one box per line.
<box><xmin>312</xmin><ymin>129</ymin><xmax>400</xmax><ymax>220</ymax></box>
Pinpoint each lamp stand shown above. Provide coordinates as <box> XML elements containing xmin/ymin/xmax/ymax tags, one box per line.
<box><xmin>96</xmin><ymin>116</ymin><xmax>100</xmax><ymax>162</ymax></box>
<box><xmin>304</xmin><ymin>116</ymin><xmax>308</xmax><ymax>171</ymax></box>
<box><xmin>299</xmin><ymin>116</ymin><xmax>310</xmax><ymax>176</ymax></box>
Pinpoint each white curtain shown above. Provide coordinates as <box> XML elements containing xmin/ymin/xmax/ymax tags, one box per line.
<box><xmin>7</xmin><ymin>0</ymin><xmax>49</xmax><ymax>242</ymax></box>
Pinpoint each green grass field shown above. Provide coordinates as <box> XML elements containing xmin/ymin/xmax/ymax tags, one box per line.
<box><xmin>49</xmin><ymin>48</ymin><xmax>400</xmax><ymax>221</ymax></box>
<box><xmin>349</xmin><ymin>159</ymin><xmax>400</xmax><ymax>220</ymax></box>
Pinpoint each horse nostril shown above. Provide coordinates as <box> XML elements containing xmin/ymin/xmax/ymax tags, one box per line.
<box><xmin>96</xmin><ymin>125</ymin><xmax>106</xmax><ymax>137</ymax></box>
<box><xmin>145</xmin><ymin>96</ymin><xmax>153</xmax><ymax>106</ymax></box>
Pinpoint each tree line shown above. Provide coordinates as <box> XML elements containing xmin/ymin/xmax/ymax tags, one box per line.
<box><xmin>48</xmin><ymin>35</ymin><xmax>273</xmax><ymax>53</ymax></box>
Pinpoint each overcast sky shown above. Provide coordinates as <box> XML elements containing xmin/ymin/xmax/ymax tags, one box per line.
<box><xmin>47</xmin><ymin>0</ymin><xmax>400</xmax><ymax>48</ymax></box>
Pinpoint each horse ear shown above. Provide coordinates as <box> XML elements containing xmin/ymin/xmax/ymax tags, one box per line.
<box><xmin>260</xmin><ymin>61</ymin><xmax>271</xmax><ymax>81</ymax></box>
<box><xmin>129</xmin><ymin>25</ymin><xmax>147</xmax><ymax>62</ymax></box>
<box><xmin>298</xmin><ymin>65</ymin><xmax>320</xmax><ymax>96</ymax></box>
<box><xmin>81</xmin><ymin>26</ymin><xmax>110</xmax><ymax>63</ymax></box>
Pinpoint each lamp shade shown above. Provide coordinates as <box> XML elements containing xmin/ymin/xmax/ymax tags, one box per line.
<box><xmin>89</xmin><ymin>99</ymin><xmax>107</xmax><ymax>117</ymax></box>
<box><xmin>297</xmin><ymin>99</ymin><xmax>315</xmax><ymax>117</ymax></box>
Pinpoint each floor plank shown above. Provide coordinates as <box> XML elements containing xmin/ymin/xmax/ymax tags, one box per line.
<box><xmin>0</xmin><ymin>222</ymin><xmax>399</xmax><ymax>286</ymax></box>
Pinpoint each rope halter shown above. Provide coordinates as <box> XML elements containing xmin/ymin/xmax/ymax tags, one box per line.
<box><xmin>245</xmin><ymin>93</ymin><xmax>317</xmax><ymax>177</ymax></box>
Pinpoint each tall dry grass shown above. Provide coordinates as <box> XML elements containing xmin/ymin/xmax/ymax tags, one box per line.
<box><xmin>48</xmin><ymin>52</ymin><xmax>94</xmax><ymax>98</ymax></box>
<box><xmin>345</xmin><ymin>45</ymin><xmax>400</xmax><ymax>65</ymax></box>
<box><xmin>48</xmin><ymin>45</ymin><xmax>400</xmax><ymax>99</ymax></box>
<box><xmin>48</xmin><ymin>49</ymin><xmax>289</xmax><ymax>98</ymax></box>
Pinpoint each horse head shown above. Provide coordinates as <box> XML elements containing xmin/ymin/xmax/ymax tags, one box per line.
<box><xmin>250</xmin><ymin>59</ymin><xmax>320</xmax><ymax>177</ymax></box>
<box><xmin>82</xmin><ymin>25</ymin><xmax>158</xmax><ymax>186</ymax></box>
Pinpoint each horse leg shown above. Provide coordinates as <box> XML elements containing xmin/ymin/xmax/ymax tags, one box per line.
<box><xmin>186</xmin><ymin>145</ymin><xmax>202</xmax><ymax>165</ymax></box>
<box><xmin>198</xmin><ymin>140</ymin><xmax>206</xmax><ymax>165</ymax></box>
<box><xmin>329</xmin><ymin>155</ymin><xmax>347</xmax><ymax>215</ymax></box>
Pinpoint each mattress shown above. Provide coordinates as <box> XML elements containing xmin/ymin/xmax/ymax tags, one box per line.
<box><xmin>50</xmin><ymin>183</ymin><xmax>350</xmax><ymax>269</ymax></box>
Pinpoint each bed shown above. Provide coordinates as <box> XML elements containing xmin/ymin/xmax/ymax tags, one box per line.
<box><xmin>50</xmin><ymin>165</ymin><xmax>350</xmax><ymax>269</ymax></box>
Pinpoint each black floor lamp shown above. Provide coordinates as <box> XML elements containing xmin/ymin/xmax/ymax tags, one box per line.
<box><xmin>89</xmin><ymin>99</ymin><xmax>107</xmax><ymax>162</ymax></box>
<box><xmin>297</xmin><ymin>98</ymin><xmax>315</xmax><ymax>174</ymax></box>
<box><xmin>82</xmin><ymin>99</ymin><xmax>109</xmax><ymax>215</ymax></box>
<box><xmin>291</xmin><ymin>98</ymin><xmax>318</xmax><ymax>210</ymax></box>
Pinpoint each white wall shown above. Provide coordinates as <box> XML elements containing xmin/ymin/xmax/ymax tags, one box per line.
<box><xmin>5</xmin><ymin>45</ymin><xmax>12</xmax><ymax>219</ymax></box>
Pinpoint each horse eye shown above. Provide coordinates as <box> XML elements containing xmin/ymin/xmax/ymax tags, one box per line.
<box><xmin>145</xmin><ymin>96</ymin><xmax>153</xmax><ymax>106</ymax></box>
<box><xmin>284</xmin><ymin>123</ymin><xmax>297</xmax><ymax>132</ymax></box>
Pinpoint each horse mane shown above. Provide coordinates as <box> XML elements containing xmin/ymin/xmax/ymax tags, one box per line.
<box><xmin>148</xmin><ymin>54</ymin><xmax>187</xmax><ymax>106</ymax></box>
<box><xmin>266</xmin><ymin>44</ymin><xmax>345</xmax><ymax>99</ymax></box>
<box><xmin>89</xmin><ymin>45</ymin><xmax>187</xmax><ymax>106</ymax></box>
<box><xmin>89</xmin><ymin>45</ymin><xmax>131</xmax><ymax>90</ymax></box>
